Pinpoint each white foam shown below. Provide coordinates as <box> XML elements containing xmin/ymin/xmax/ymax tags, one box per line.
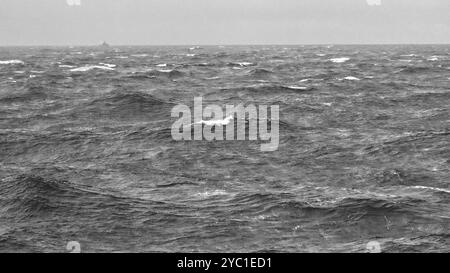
<box><xmin>196</xmin><ymin>116</ymin><xmax>234</xmax><ymax>126</ymax></box>
<box><xmin>286</xmin><ymin>86</ymin><xmax>308</xmax><ymax>90</ymax></box>
<box><xmin>156</xmin><ymin>63</ymin><xmax>167</xmax><ymax>67</ymax></box>
<box><xmin>70</xmin><ymin>65</ymin><xmax>115</xmax><ymax>72</ymax></box>
<box><xmin>157</xmin><ymin>69</ymin><xmax>173</xmax><ymax>73</ymax></box>
<box><xmin>0</xmin><ymin>60</ymin><xmax>24</xmax><ymax>65</ymax></box>
<box><xmin>411</xmin><ymin>186</ymin><xmax>450</xmax><ymax>194</ymax></box>
<box><xmin>196</xmin><ymin>190</ymin><xmax>228</xmax><ymax>198</ymax></box>
<box><xmin>427</xmin><ymin>56</ymin><xmax>439</xmax><ymax>61</ymax></box>
<box><xmin>236</xmin><ymin>62</ymin><xmax>254</xmax><ymax>67</ymax></box>
<box><xmin>59</xmin><ymin>65</ymin><xmax>76</xmax><ymax>68</ymax></box>
<box><xmin>186</xmin><ymin>54</ymin><xmax>196</xmax><ymax>57</ymax></box>
<box><xmin>99</xmin><ymin>63</ymin><xmax>117</xmax><ymax>68</ymax></box>
<box><xmin>330</xmin><ymin>57</ymin><xmax>350</xmax><ymax>63</ymax></box>
<box><xmin>344</xmin><ymin>76</ymin><xmax>360</xmax><ymax>81</ymax></box>
<box><xmin>299</xmin><ymin>79</ymin><xmax>310</xmax><ymax>83</ymax></box>
<box><xmin>131</xmin><ymin>54</ymin><xmax>149</xmax><ymax>57</ymax></box>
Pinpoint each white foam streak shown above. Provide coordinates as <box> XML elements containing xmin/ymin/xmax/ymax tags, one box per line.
<box><xmin>286</xmin><ymin>86</ymin><xmax>308</xmax><ymax>90</ymax></box>
<box><xmin>344</xmin><ymin>76</ymin><xmax>360</xmax><ymax>81</ymax></box>
<box><xmin>70</xmin><ymin>65</ymin><xmax>115</xmax><ymax>72</ymax></box>
<box><xmin>330</xmin><ymin>57</ymin><xmax>350</xmax><ymax>63</ymax></box>
<box><xmin>0</xmin><ymin>60</ymin><xmax>24</xmax><ymax>65</ymax></box>
<box><xmin>196</xmin><ymin>116</ymin><xmax>234</xmax><ymax>126</ymax></box>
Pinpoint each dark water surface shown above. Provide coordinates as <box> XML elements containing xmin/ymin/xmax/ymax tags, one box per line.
<box><xmin>0</xmin><ymin>45</ymin><xmax>449</xmax><ymax>252</ymax></box>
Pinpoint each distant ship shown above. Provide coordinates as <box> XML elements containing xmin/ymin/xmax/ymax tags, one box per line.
<box><xmin>100</xmin><ymin>41</ymin><xmax>110</xmax><ymax>48</ymax></box>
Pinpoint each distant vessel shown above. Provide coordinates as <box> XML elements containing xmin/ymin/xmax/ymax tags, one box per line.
<box><xmin>100</xmin><ymin>41</ymin><xmax>110</xmax><ymax>48</ymax></box>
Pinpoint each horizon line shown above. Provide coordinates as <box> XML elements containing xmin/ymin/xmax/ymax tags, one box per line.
<box><xmin>1</xmin><ymin>42</ymin><xmax>450</xmax><ymax>47</ymax></box>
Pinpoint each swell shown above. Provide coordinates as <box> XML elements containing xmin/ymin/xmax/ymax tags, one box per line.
<box><xmin>72</xmin><ymin>91</ymin><xmax>175</xmax><ymax>121</ymax></box>
<box><xmin>0</xmin><ymin>174</ymin><xmax>181</xmax><ymax>219</ymax></box>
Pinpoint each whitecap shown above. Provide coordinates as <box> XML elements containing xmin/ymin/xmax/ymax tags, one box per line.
<box><xmin>299</xmin><ymin>79</ymin><xmax>310</xmax><ymax>83</ymax></box>
<box><xmin>330</xmin><ymin>57</ymin><xmax>350</xmax><ymax>63</ymax></box>
<box><xmin>131</xmin><ymin>54</ymin><xmax>149</xmax><ymax>57</ymax></box>
<box><xmin>186</xmin><ymin>54</ymin><xmax>196</xmax><ymax>57</ymax></box>
<box><xmin>156</xmin><ymin>63</ymin><xmax>167</xmax><ymax>67</ymax></box>
<box><xmin>99</xmin><ymin>63</ymin><xmax>117</xmax><ymax>68</ymax></box>
<box><xmin>233</xmin><ymin>62</ymin><xmax>254</xmax><ymax>67</ymax></box>
<box><xmin>410</xmin><ymin>186</ymin><xmax>450</xmax><ymax>194</ymax></box>
<box><xmin>196</xmin><ymin>116</ymin><xmax>234</xmax><ymax>126</ymax></box>
<box><xmin>59</xmin><ymin>65</ymin><xmax>76</xmax><ymax>68</ymax></box>
<box><xmin>196</xmin><ymin>190</ymin><xmax>228</xmax><ymax>198</ymax></box>
<box><xmin>343</xmin><ymin>76</ymin><xmax>360</xmax><ymax>81</ymax></box>
<box><xmin>239</xmin><ymin>62</ymin><xmax>254</xmax><ymax>66</ymax></box>
<box><xmin>427</xmin><ymin>56</ymin><xmax>439</xmax><ymax>61</ymax></box>
<box><xmin>157</xmin><ymin>69</ymin><xmax>173</xmax><ymax>73</ymax></box>
<box><xmin>0</xmin><ymin>60</ymin><xmax>24</xmax><ymax>65</ymax></box>
<box><xmin>70</xmin><ymin>65</ymin><xmax>115</xmax><ymax>72</ymax></box>
<box><xmin>286</xmin><ymin>86</ymin><xmax>308</xmax><ymax>90</ymax></box>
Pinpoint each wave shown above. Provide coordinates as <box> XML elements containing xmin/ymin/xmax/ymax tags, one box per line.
<box><xmin>427</xmin><ymin>56</ymin><xmax>439</xmax><ymax>62</ymax></box>
<box><xmin>0</xmin><ymin>175</ymin><xmax>88</xmax><ymax>216</ymax></box>
<box><xmin>343</xmin><ymin>76</ymin><xmax>361</xmax><ymax>81</ymax></box>
<box><xmin>69</xmin><ymin>65</ymin><xmax>115</xmax><ymax>72</ymax></box>
<box><xmin>247</xmin><ymin>68</ymin><xmax>274</xmax><ymax>77</ymax></box>
<box><xmin>329</xmin><ymin>57</ymin><xmax>350</xmax><ymax>63</ymax></box>
<box><xmin>0</xmin><ymin>60</ymin><xmax>24</xmax><ymax>65</ymax></box>
<box><xmin>123</xmin><ymin>69</ymin><xmax>185</xmax><ymax>80</ymax></box>
<box><xmin>77</xmin><ymin>91</ymin><xmax>175</xmax><ymax>121</ymax></box>
<box><xmin>98</xmin><ymin>63</ymin><xmax>117</xmax><ymax>68</ymax></box>
<box><xmin>228</xmin><ymin>62</ymin><xmax>256</xmax><ymax>67</ymax></box>
<box><xmin>196</xmin><ymin>116</ymin><xmax>234</xmax><ymax>126</ymax></box>
<box><xmin>409</xmin><ymin>186</ymin><xmax>450</xmax><ymax>194</ymax></box>
<box><xmin>150</xmin><ymin>69</ymin><xmax>185</xmax><ymax>78</ymax></box>
<box><xmin>189</xmin><ymin>46</ymin><xmax>202</xmax><ymax>51</ymax></box>
<box><xmin>0</xmin><ymin>174</ymin><xmax>170</xmax><ymax>220</ymax></box>
<box><xmin>218</xmin><ymin>84</ymin><xmax>314</xmax><ymax>95</ymax></box>
<box><xmin>397</xmin><ymin>66</ymin><xmax>439</xmax><ymax>74</ymax></box>
<box><xmin>0</xmin><ymin>88</ymin><xmax>51</xmax><ymax>103</ymax></box>
<box><xmin>285</xmin><ymin>86</ymin><xmax>309</xmax><ymax>90</ymax></box>
<box><xmin>89</xmin><ymin>91</ymin><xmax>172</xmax><ymax>109</ymax></box>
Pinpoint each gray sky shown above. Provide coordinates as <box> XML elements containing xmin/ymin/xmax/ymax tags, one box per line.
<box><xmin>0</xmin><ymin>0</ymin><xmax>449</xmax><ymax>45</ymax></box>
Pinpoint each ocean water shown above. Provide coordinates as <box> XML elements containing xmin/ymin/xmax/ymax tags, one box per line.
<box><xmin>0</xmin><ymin>45</ymin><xmax>449</xmax><ymax>253</ymax></box>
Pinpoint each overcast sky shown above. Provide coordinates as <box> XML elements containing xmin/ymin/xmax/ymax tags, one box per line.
<box><xmin>0</xmin><ymin>0</ymin><xmax>449</xmax><ymax>45</ymax></box>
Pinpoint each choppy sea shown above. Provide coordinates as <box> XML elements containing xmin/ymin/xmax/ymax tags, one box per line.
<box><xmin>0</xmin><ymin>45</ymin><xmax>449</xmax><ymax>252</ymax></box>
